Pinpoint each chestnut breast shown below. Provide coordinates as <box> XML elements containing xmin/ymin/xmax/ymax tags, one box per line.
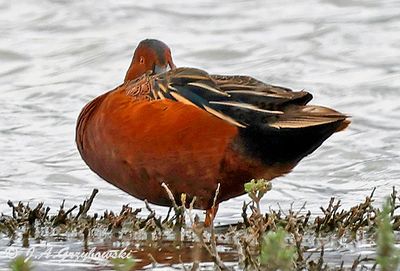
<box><xmin>77</xmin><ymin>88</ymin><xmax>278</xmax><ymax>209</ymax></box>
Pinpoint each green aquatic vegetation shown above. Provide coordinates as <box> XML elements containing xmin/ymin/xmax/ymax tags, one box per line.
<box><xmin>376</xmin><ymin>197</ymin><xmax>400</xmax><ymax>271</ymax></box>
<box><xmin>260</xmin><ymin>227</ymin><xmax>297</xmax><ymax>271</ymax></box>
<box><xmin>9</xmin><ymin>256</ymin><xmax>33</xmax><ymax>271</ymax></box>
<box><xmin>110</xmin><ymin>257</ymin><xmax>136</xmax><ymax>271</ymax></box>
<box><xmin>244</xmin><ymin>179</ymin><xmax>272</xmax><ymax>213</ymax></box>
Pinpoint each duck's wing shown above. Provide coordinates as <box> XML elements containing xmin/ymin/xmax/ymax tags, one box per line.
<box><xmin>149</xmin><ymin>67</ymin><xmax>348</xmax><ymax>129</ymax></box>
<box><xmin>210</xmin><ymin>74</ymin><xmax>313</xmax><ymax>108</ymax></box>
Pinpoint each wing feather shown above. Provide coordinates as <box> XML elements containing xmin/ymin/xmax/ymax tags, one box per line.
<box><xmin>140</xmin><ymin>67</ymin><xmax>347</xmax><ymax>130</ymax></box>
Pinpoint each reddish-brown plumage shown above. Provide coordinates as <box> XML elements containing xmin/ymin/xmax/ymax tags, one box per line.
<box><xmin>77</xmin><ymin>88</ymin><xmax>291</xmax><ymax>210</ymax></box>
<box><xmin>76</xmin><ymin>39</ymin><xmax>349</xmax><ymax>224</ymax></box>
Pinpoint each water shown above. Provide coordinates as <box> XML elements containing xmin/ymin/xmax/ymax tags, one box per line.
<box><xmin>1</xmin><ymin>0</ymin><xmax>400</xmax><ymax>269</ymax></box>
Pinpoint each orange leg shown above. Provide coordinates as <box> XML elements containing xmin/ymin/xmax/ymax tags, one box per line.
<box><xmin>204</xmin><ymin>204</ymin><xmax>219</xmax><ymax>227</ymax></box>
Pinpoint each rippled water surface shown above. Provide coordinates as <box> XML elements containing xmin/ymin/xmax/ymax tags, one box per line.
<box><xmin>1</xmin><ymin>0</ymin><xmax>400</xmax><ymax>269</ymax></box>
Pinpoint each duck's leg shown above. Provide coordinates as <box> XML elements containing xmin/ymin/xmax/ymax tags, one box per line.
<box><xmin>204</xmin><ymin>204</ymin><xmax>219</xmax><ymax>227</ymax></box>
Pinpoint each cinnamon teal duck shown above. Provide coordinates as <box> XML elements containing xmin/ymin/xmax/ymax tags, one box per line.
<box><xmin>76</xmin><ymin>39</ymin><xmax>350</xmax><ymax>225</ymax></box>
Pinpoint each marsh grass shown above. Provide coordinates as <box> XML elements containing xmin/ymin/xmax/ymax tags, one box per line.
<box><xmin>1</xmin><ymin>182</ymin><xmax>400</xmax><ymax>270</ymax></box>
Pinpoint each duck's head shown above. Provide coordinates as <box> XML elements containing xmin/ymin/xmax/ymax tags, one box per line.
<box><xmin>124</xmin><ymin>39</ymin><xmax>176</xmax><ymax>82</ymax></box>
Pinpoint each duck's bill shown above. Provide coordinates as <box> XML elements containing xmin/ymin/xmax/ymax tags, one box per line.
<box><xmin>153</xmin><ymin>62</ymin><xmax>176</xmax><ymax>74</ymax></box>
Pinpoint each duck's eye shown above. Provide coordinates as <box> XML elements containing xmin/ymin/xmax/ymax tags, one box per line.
<box><xmin>139</xmin><ymin>57</ymin><xmax>145</xmax><ymax>64</ymax></box>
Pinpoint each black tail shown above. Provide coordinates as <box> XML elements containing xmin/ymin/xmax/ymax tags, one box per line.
<box><xmin>238</xmin><ymin>118</ymin><xmax>349</xmax><ymax>165</ymax></box>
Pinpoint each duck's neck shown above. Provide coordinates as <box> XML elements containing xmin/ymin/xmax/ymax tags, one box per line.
<box><xmin>124</xmin><ymin>64</ymin><xmax>136</xmax><ymax>83</ymax></box>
